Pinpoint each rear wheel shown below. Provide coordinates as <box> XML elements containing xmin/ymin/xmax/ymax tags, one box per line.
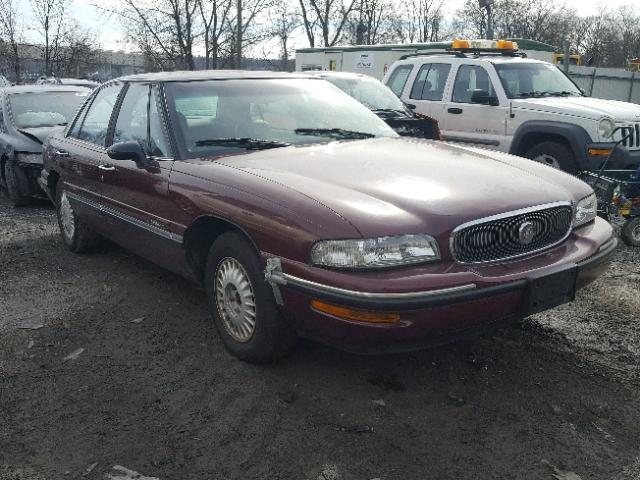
<box><xmin>525</xmin><ymin>141</ymin><xmax>577</xmax><ymax>174</ymax></box>
<box><xmin>621</xmin><ymin>217</ymin><xmax>640</xmax><ymax>247</ymax></box>
<box><xmin>55</xmin><ymin>182</ymin><xmax>101</xmax><ymax>253</ymax></box>
<box><xmin>205</xmin><ymin>231</ymin><xmax>296</xmax><ymax>363</ymax></box>
<box><xmin>4</xmin><ymin>157</ymin><xmax>32</xmax><ymax>206</ymax></box>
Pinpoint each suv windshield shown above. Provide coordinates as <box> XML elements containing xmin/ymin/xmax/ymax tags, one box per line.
<box><xmin>9</xmin><ymin>91</ymin><xmax>89</xmax><ymax>128</ymax></box>
<box><xmin>494</xmin><ymin>63</ymin><xmax>583</xmax><ymax>99</ymax></box>
<box><xmin>164</xmin><ymin>78</ymin><xmax>398</xmax><ymax>157</ymax></box>
<box><xmin>324</xmin><ymin>76</ymin><xmax>407</xmax><ymax>113</ymax></box>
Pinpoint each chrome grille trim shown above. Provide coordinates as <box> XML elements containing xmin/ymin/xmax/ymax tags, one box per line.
<box><xmin>450</xmin><ymin>201</ymin><xmax>574</xmax><ymax>264</ymax></box>
<box><xmin>618</xmin><ymin>122</ymin><xmax>640</xmax><ymax>150</ymax></box>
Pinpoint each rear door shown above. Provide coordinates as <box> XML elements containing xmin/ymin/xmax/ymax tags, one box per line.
<box><xmin>98</xmin><ymin>82</ymin><xmax>181</xmax><ymax>264</ymax></box>
<box><xmin>440</xmin><ymin>63</ymin><xmax>510</xmax><ymax>150</ymax></box>
<box><xmin>405</xmin><ymin>62</ymin><xmax>452</xmax><ymax>120</ymax></box>
<box><xmin>49</xmin><ymin>82</ymin><xmax>123</xmax><ymax>229</ymax></box>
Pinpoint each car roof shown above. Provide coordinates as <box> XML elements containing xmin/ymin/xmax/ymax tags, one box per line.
<box><xmin>301</xmin><ymin>71</ymin><xmax>370</xmax><ymax>80</ymax></box>
<box><xmin>120</xmin><ymin>70</ymin><xmax>312</xmax><ymax>83</ymax></box>
<box><xmin>0</xmin><ymin>85</ymin><xmax>91</xmax><ymax>94</ymax></box>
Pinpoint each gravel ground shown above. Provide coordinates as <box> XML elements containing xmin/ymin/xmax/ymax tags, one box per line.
<box><xmin>1</xmin><ymin>195</ymin><xmax>639</xmax><ymax>480</ymax></box>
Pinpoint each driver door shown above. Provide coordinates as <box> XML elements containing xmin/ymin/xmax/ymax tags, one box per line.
<box><xmin>440</xmin><ymin>64</ymin><xmax>509</xmax><ymax>151</ymax></box>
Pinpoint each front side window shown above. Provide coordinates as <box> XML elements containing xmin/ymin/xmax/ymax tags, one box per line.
<box><xmin>494</xmin><ymin>62</ymin><xmax>583</xmax><ymax>99</ymax></box>
<box><xmin>76</xmin><ymin>84</ymin><xmax>122</xmax><ymax>146</ymax></box>
<box><xmin>113</xmin><ymin>83</ymin><xmax>149</xmax><ymax>146</ymax></box>
<box><xmin>452</xmin><ymin>65</ymin><xmax>496</xmax><ymax>104</ymax></box>
<box><xmin>410</xmin><ymin>63</ymin><xmax>451</xmax><ymax>101</ymax></box>
<box><xmin>164</xmin><ymin>78</ymin><xmax>397</xmax><ymax>158</ymax></box>
<box><xmin>8</xmin><ymin>90</ymin><xmax>90</xmax><ymax>129</ymax></box>
<box><xmin>149</xmin><ymin>85</ymin><xmax>170</xmax><ymax>157</ymax></box>
<box><xmin>386</xmin><ymin>65</ymin><xmax>413</xmax><ymax>97</ymax></box>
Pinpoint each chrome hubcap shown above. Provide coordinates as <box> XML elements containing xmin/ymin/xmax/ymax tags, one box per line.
<box><xmin>533</xmin><ymin>154</ymin><xmax>560</xmax><ymax>169</ymax></box>
<box><xmin>215</xmin><ymin>257</ymin><xmax>256</xmax><ymax>343</ymax></box>
<box><xmin>59</xmin><ymin>191</ymin><xmax>75</xmax><ymax>239</ymax></box>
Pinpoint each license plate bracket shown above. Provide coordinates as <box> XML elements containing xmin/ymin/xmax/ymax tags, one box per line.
<box><xmin>526</xmin><ymin>267</ymin><xmax>578</xmax><ymax>315</ymax></box>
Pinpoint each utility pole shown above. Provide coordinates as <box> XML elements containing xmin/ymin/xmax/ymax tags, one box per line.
<box><xmin>563</xmin><ymin>40</ymin><xmax>570</xmax><ymax>74</ymax></box>
<box><xmin>236</xmin><ymin>0</ymin><xmax>242</xmax><ymax>69</ymax></box>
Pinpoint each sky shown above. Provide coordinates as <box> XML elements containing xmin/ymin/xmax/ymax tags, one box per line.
<box><xmin>17</xmin><ymin>0</ymin><xmax>637</xmax><ymax>55</ymax></box>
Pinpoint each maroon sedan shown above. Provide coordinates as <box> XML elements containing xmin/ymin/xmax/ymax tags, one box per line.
<box><xmin>40</xmin><ymin>71</ymin><xmax>615</xmax><ymax>363</ymax></box>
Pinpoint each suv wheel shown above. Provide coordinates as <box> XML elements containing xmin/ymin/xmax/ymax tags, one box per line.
<box><xmin>205</xmin><ymin>231</ymin><xmax>296</xmax><ymax>363</ymax></box>
<box><xmin>525</xmin><ymin>141</ymin><xmax>577</xmax><ymax>173</ymax></box>
<box><xmin>621</xmin><ymin>217</ymin><xmax>640</xmax><ymax>247</ymax></box>
<box><xmin>55</xmin><ymin>182</ymin><xmax>101</xmax><ymax>253</ymax></box>
<box><xmin>4</xmin><ymin>157</ymin><xmax>32</xmax><ymax>206</ymax></box>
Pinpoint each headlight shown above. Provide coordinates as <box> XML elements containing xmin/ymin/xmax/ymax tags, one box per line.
<box><xmin>598</xmin><ymin>118</ymin><xmax>615</xmax><ymax>140</ymax></box>
<box><xmin>574</xmin><ymin>193</ymin><xmax>597</xmax><ymax>227</ymax></box>
<box><xmin>310</xmin><ymin>234</ymin><xmax>440</xmax><ymax>269</ymax></box>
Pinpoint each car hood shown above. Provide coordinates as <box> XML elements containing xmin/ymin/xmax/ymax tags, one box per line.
<box><xmin>16</xmin><ymin>125</ymin><xmax>65</xmax><ymax>145</ymax></box>
<box><xmin>512</xmin><ymin>96</ymin><xmax>640</xmax><ymax>122</ymax></box>
<box><xmin>214</xmin><ymin>138</ymin><xmax>591</xmax><ymax>239</ymax></box>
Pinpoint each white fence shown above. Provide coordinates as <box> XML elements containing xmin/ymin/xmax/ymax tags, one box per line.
<box><xmin>568</xmin><ymin>66</ymin><xmax>640</xmax><ymax>104</ymax></box>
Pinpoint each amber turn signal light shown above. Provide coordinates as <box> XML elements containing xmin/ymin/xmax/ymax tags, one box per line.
<box><xmin>311</xmin><ymin>299</ymin><xmax>400</xmax><ymax>324</ymax></box>
<box><xmin>588</xmin><ymin>148</ymin><xmax>613</xmax><ymax>156</ymax></box>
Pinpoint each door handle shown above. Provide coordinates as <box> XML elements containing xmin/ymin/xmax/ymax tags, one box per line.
<box><xmin>55</xmin><ymin>150</ymin><xmax>70</xmax><ymax>157</ymax></box>
<box><xmin>98</xmin><ymin>164</ymin><xmax>116</xmax><ymax>171</ymax></box>
<box><xmin>447</xmin><ymin>107</ymin><xmax>463</xmax><ymax>114</ymax></box>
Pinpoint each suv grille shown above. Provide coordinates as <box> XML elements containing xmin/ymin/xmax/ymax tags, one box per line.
<box><xmin>451</xmin><ymin>203</ymin><xmax>573</xmax><ymax>263</ymax></box>
<box><xmin>620</xmin><ymin>123</ymin><xmax>640</xmax><ymax>150</ymax></box>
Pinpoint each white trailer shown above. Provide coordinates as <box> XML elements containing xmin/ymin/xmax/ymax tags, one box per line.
<box><xmin>295</xmin><ymin>39</ymin><xmax>556</xmax><ymax>81</ymax></box>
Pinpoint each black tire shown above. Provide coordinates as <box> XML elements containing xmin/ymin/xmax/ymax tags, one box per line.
<box><xmin>4</xmin><ymin>157</ymin><xmax>32</xmax><ymax>206</ymax></box>
<box><xmin>621</xmin><ymin>217</ymin><xmax>640</xmax><ymax>247</ymax></box>
<box><xmin>55</xmin><ymin>182</ymin><xmax>101</xmax><ymax>253</ymax></box>
<box><xmin>205</xmin><ymin>231</ymin><xmax>297</xmax><ymax>363</ymax></box>
<box><xmin>524</xmin><ymin>141</ymin><xmax>577</xmax><ymax>174</ymax></box>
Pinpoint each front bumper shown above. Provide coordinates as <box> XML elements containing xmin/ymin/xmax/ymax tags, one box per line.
<box><xmin>266</xmin><ymin>218</ymin><xmax>616</xmax><ymax>353</ymax></box>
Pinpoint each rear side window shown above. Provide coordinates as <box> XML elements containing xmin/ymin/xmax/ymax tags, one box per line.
<box><xmin>410</xmin><ymin>63</ymin><xmax>451</xmax><ymax>101</ymax></box>
<box><xmin>452</xmin><ymin>65</ymin><xmax>496</xmax><ymax>104</ymax></box>
<box><xmin>386</xmin><ymin>65</ymin><xmax>413</xmax><ymax>97</ymax></box>
<box><xmin>75</xmin><ymin>84</ymin><xmax>122</xmax><ymax>146</ymax></box>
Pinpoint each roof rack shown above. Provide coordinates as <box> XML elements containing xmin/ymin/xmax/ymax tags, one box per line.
<box><xmin>398</xmin><ymin>49</ymin><xmax>527</xmax><ymax>61</ymax></box>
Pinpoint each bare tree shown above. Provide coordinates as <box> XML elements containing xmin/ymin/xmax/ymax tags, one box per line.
<box><xmin>31</xmin><ymin>0</ymin><xmax>68</xmax><ymax>75</ymax></box>
<box><xmin>299</xmin><ymin>0</ymin><xmax>358</xmax><ymax>47</ymax></box>
<box><xmin>269</xmin><ymin>3</ymin><xmax>299</xmax><ymax>68</ymax></box>
<box><xmin>197</xmin><ymin>0</ymin><xmax>234</xmax><ymax>69</ymax></box>
<box><xmin>0</xmin><ymin>0</ymin><xmax>21</xmax><ymax>82</ymax></box>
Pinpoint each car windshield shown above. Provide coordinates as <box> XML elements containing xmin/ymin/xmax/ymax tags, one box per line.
<box><xmin>164</xmin><ymin>78</ymin><xmax>398</xmax><ymax>157</ymax></box>
<box><xmin>494</xmin><ymin>63</ymin><xmax>583</xmax><ymax>99</ymax></box>
<box><xmin>9</xmin><ymin>91</ymin><xmax>89</xmax><ymax>128</ymax></box>
<box><xmin>323</xmin><ymin>75</ymin><xmax>407</xmax><ymax>112</ymax></box>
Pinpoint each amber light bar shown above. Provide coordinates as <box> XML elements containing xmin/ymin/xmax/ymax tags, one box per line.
<box><xmin>310</xmin><ymin>300</ymin><xmax>401</xmax><ymax>324</ymax></box>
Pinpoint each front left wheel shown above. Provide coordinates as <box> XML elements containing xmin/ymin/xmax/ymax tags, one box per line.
<box><xmin>4</xmin><ymin>157</ymin><xmax>32</xmax><ymax>206</ymax></box>
<box><xmin>205</xmin><ymin>231</ymin><xmax>297</xmax><ymax>363</ymax></box>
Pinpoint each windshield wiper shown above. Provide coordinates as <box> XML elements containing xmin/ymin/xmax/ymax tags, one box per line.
<box><xmin>545</xmin><ymin>90</ymin><xmax>579</xmax><ymax>97</ymax></box>
<box><xmin>371</xmin><ymin>108</ymin><xmax>408</xmax><ymax>116</ymax></box>
<box><xmin>294</xmin><ymin>128</ymin><xmax>375</xmax><ymax>139</ymax></box>
<box><xmin>516</xmin><ymin>91</ymin><xmax>547</xmax><ymax>98</ymax></box>
<box><xmin>194</xmin><ymin>138</ymin><xmax>291</xmax><ymax>150</ymax></box>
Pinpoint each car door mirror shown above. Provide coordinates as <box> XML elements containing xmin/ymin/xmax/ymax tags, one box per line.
<box><xmin>107</xmin><ymin>141</ymin><xmax>149</xmax><ymax>167</ymax></box>
<box><xmin>470</xmin><ymin>89</ymin><xmax>499</xmax><ymax>106</ymax></box>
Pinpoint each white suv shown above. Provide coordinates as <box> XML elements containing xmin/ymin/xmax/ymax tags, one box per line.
<box><xmin>384</xmin><ymin>51</ymin><xmax>640</xmax><ymax>172</ymax></box>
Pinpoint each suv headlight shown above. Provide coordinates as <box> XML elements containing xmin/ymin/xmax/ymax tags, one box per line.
<box><xmin>574</xmin><ymin>193</ymin><xmax>597</xmax><ymax>227</ymax></box>
<box><xmin>598</xmin><ymin>118</ymin><xmax>615</xmax><ymax>140</ymax></box>
<box><xmin>310</xmin><ymin>234</ymin><xmax>440</xmax><ymax>269</ymax></box>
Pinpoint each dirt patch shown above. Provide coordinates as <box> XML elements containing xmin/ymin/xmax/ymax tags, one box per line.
<box><xmin>1</xmin><ymin>196</ymin><xmax>639</xmax><ymax>480</ymax></box>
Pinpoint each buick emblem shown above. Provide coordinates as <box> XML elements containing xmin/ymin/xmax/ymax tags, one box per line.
<box><xmin>518</xmin><ymin>221</ymin><xmax>535</xmax><ymax>245</ymax></box>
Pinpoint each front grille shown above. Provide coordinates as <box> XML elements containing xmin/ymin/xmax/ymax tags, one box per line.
<box><xmin>451</xmin><ymin>203</ymin><xmax>573</xmax><ymax>263</ymax></box>
<box><xmin>619</xmin><ymin>123</ymin><xmax>640</xmax><ymax>150</ymax></box>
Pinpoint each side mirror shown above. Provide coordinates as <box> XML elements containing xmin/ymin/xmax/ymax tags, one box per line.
<box><xmin>107</xmin><ymin>141</ymin><xmax>149</xmax><ymax>167</ymax></box>
<box><xmin>470</xmin><ymin>89</ymin><xmax>499</xmax><ymax>106</ymax></box>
